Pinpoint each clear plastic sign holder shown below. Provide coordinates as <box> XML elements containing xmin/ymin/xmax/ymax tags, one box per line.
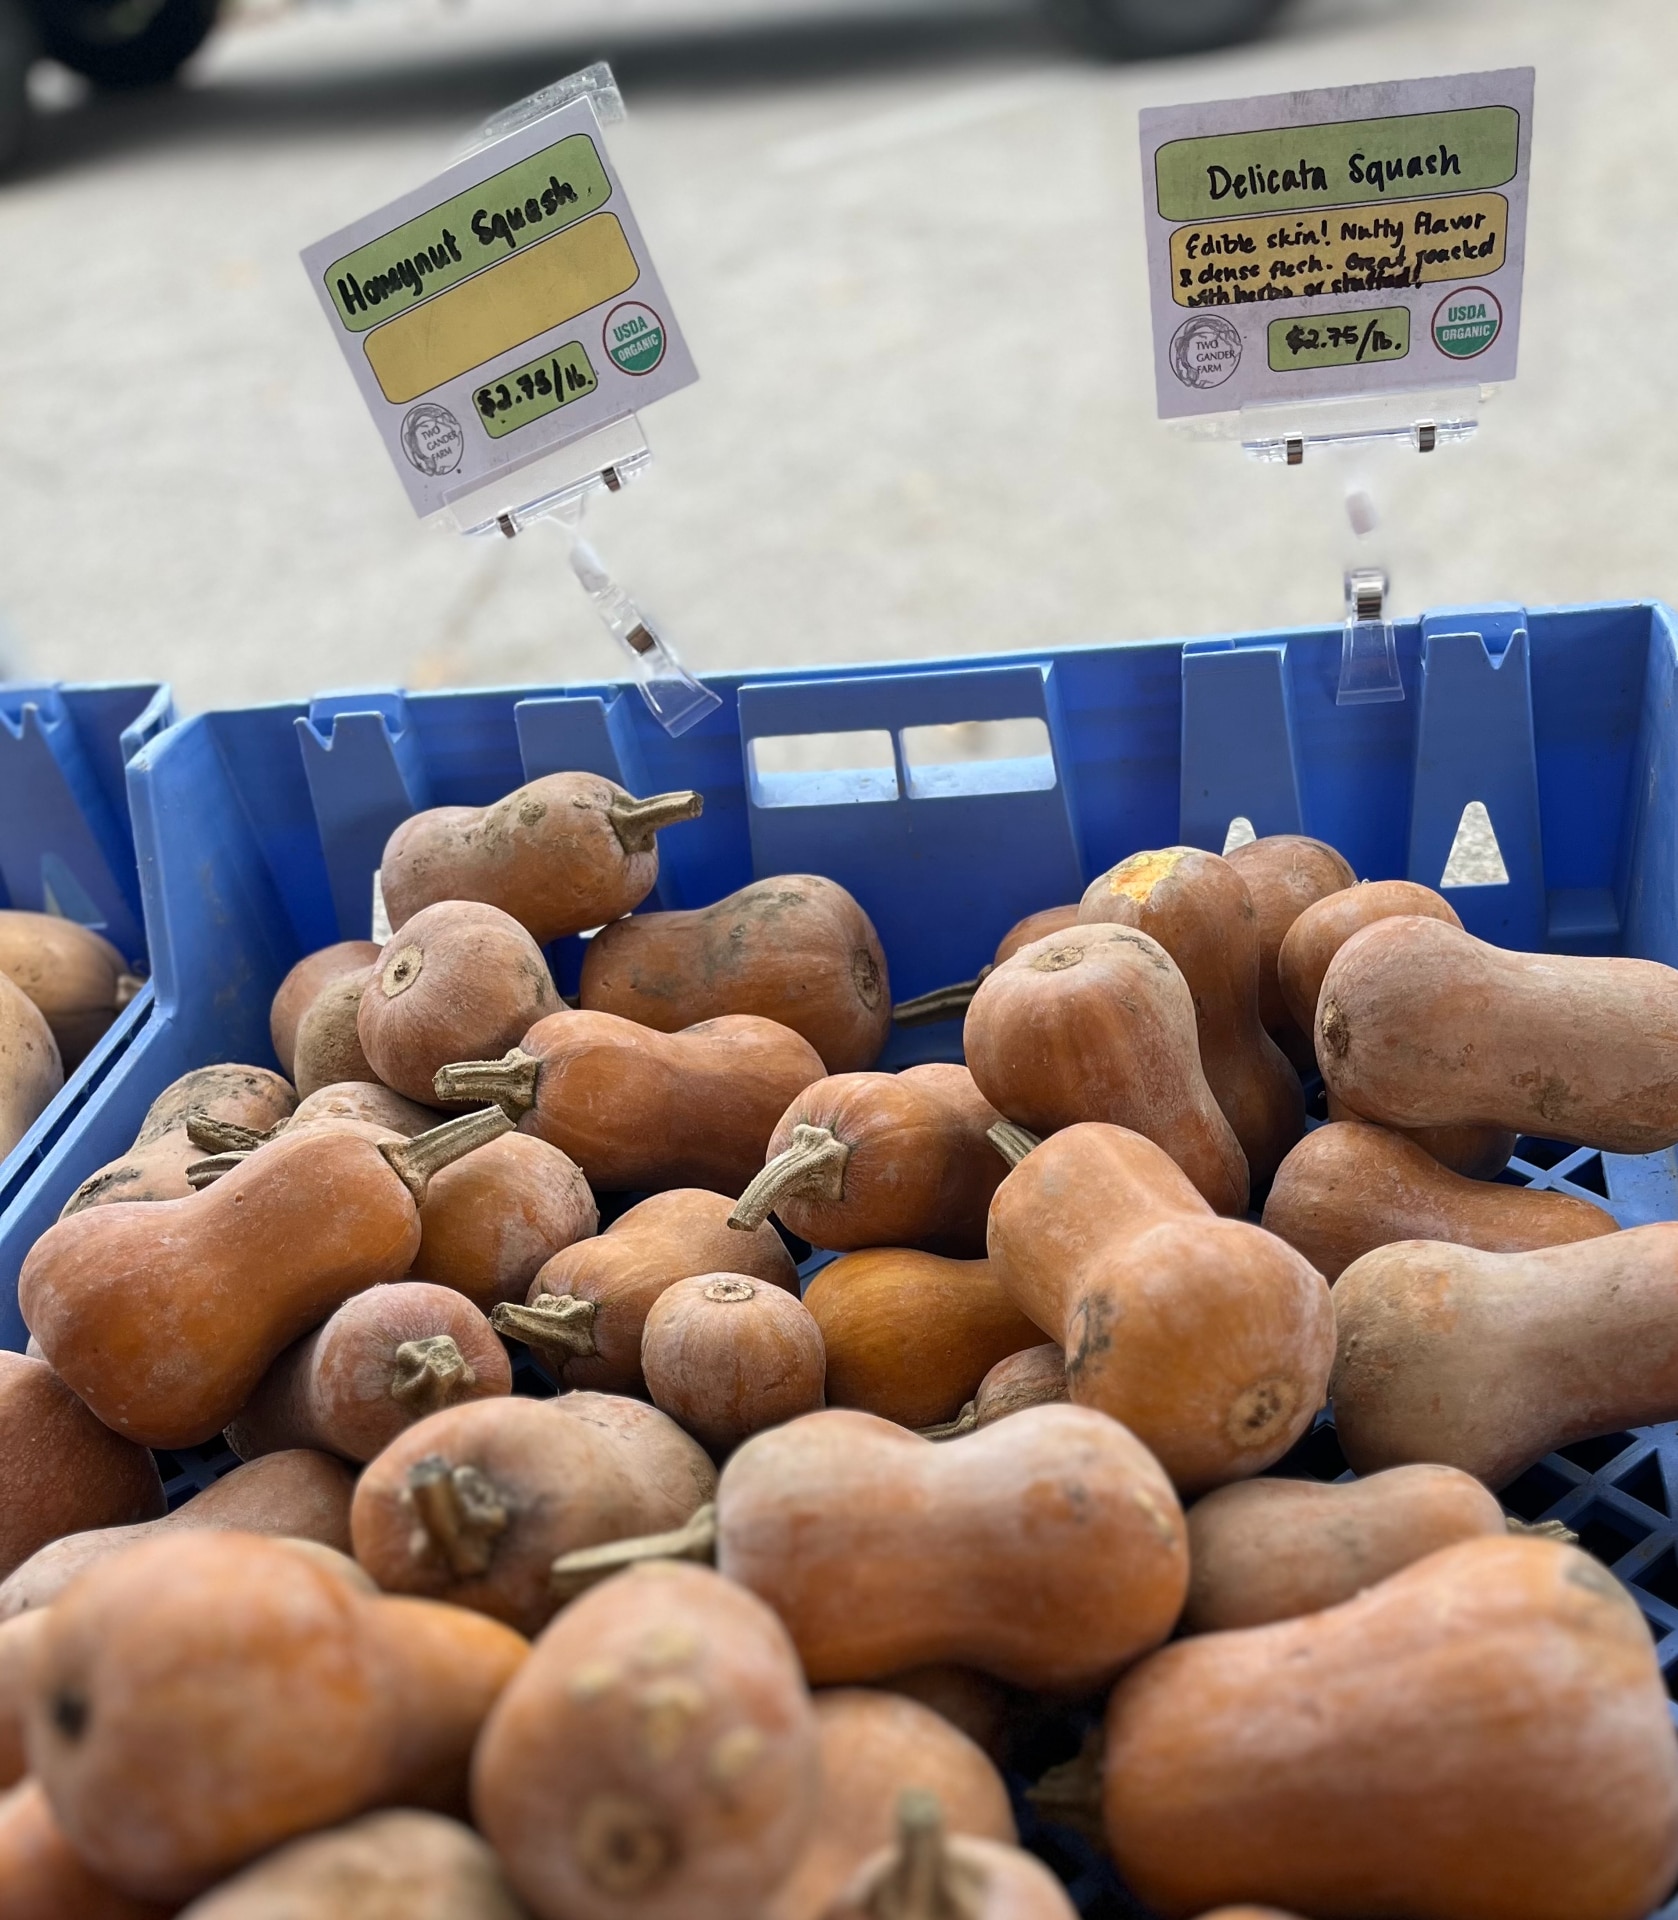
<box><xmin>1183</xmin><ymin>381</ymin><xmax>1495</xmax><ymax>707</ymax></box>
<box><xmin>445</xmin><ymin>64</ymin><xmax>721</xmax><ymax>737</ymax></box>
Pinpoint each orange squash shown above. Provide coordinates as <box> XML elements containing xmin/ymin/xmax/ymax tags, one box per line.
<box><xmin>580</xmin><ymin>875</ymin><xmax>891</xmax><ymax>1073</ymax></box>
<box><xmin>349</xmin><ymin>1392</ymin><xmax>716</xmax><ymax>1635</ymax></box>
<box><xmin>225</xmin><ymin>1282</ymin><xmax>512</xmax><ymax>1464</ymax></box>
<box><xmin>412</xmin><ymin>1131</ymin><xmax>597</xmax><ymax>1310</ymax></box>
<box><xmin>61</xmin><ymin>1066</ymin><xmax>298</xmax><ymax>1215</ymax></box>
<box><xmin>269</xmin><ymin>941</ymin><xmax>380</xmax><ymax>1083</ymax></box>
<box><xmin>729</xmin><ymin>1066</ymin><xmax>1005</xmax><ymax>1258</ymax></box>
<box><xmin>359</xmin><ymin>902</ymin><xmax>561</xmax><ymax>1104</ymax></box>
<box><xmin>291</xmin><ymin>967</ymin><xmax>381</xmax><ymax>1099</ymax></box>
<box><xmin>380</xmin><ymin>772</ymin><xmax>703</xmax><ymax>944</ymax></box>
<box><xmin>26</xmin><ymin>1531</ymin><xmax>528</xmax><ymax>1903</ymax></box>
<box><xmin>768</xmin><ymin>1690</ymin><xmax>1016</xmax><ymax>1920</ymax></box>
<box><xmin>1102</xmin><ymin>1535</ymin><xmax>1678</xmax><ymax>1920</ymax></box>
<box><xmin>0</xmin><ymin>912</ymin><xmax>141</xmax><ymax>1072</ymax></box>
<box><xmin>1331</xmin><ymin>1223</ymin><xmax>1678</xmax><ymax>1487</ymax></box>
<box><xmin>642</xmin><ymin>1273</ymin><xmax>827</xmax><ymax>1455</ymax></box>
<box><xmin>0</xmin><ymin>1610</ymin><xmax>45</xmax><ymax>1787</ymax></box>
<box><xmin>1319</xmin><ymin>914</ymin><xmax>1678</xmax><ymax>1153</ymax></box>
<box><xmin>1223</xmin><ymin>835</ymin><xmax>1356</xmax><ymax>1064</ymax></box>
<box><xmin>436</xmin><ymin>1012</ymin><xmax>826</xmax><ymax>1197</ymax></box>
<box><xmin>1181</xmin><ymin>1464</ymin><xmax>1506</xmax><ymax>1633</ymax></box>
<box><xmin>803</xmin><ymin>1249</ymin><xmax>1043</xmax><ymax>1431</ymax></box>
<box><xmin>0</xmin><ymin>1780</ymin><xmax>178</xmax><ymax>1920</ymax></box>
<box><xmin>1262</xmin><ymin>1120</ymin><xmax>1617</xmax><ymax>1282</ymax></box>
<box><xmin>495</xmin><ymin>1189</ymin><xmax>797</xmax><ymax>1395</ymax></box>
<box><xmin>1277</xmin><ymin>879</ymin><xmax>1515</xmax><ymax>1177</ymax></box>
<box><xmin>986</xmin><ymin>1124</ymin><xmax>1333</xmax><ymax>1493</ymax></box>
<box><xmin>965</xmin><ymin>924</ymin><xmax>1248</xmax><ymax>1215</ymax></box>
<box><xmin>702</xmin><ymin>1405</ymin><xmax>1186</xmax><ymax>1690</ymax></box>
<box><xmin>474</xmin><ymin>1560</ymin><xmax>820</xmax><ymax>1920</ymax></box>
<box><xmin>924</xmin><ymin>1342</ymin><xmax>1067</xmax><ymax>1441</ymax></box>
<box><xmin>0</xmin><ymin>1448</ymin><xmax>356</xmax><ymax>1618</ymax></box>
<box><xmin>0</xmin><ymin>1352</ymin><xmax>164</xmax><ymax>1582</ymax></box>
<box><xmin>1079</xmin><ymin>848</ymin><xmax>1303</xmax><ymax>1190</ymax></box>
<box><xmin>0</xmin><ymin>971</ymin><xmax>62</xmax><ymax>1160</ymax></box>
<box><xmin>22</xmin><ymin>1105</ymin><xmax>514</xmax><ymax>1446</ymax></box>
<box><xmin>172</xmin><ymin>1810</ymin><xmax>526</xmax><ymax>1919</ymax></box>
<box><xmin>287</xmin><ymin>1080</ymin><xmax>437</xmax><ymax>1135</ymax></box>
<box><xmin>823</xmin><ymin>1792</ymin><xmax>1077</xmax><ymax>1920</ymax></box>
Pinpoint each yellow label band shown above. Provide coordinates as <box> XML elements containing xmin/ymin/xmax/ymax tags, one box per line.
<box><xmin>363</xmin><ymin>212</ymin><xmax>640</xmax><ymax>404</ymax></box>
<box><xmin>1169</xmin><ymin>191</ymin><xmax>1507</xmax><ymax>308</ymax></box>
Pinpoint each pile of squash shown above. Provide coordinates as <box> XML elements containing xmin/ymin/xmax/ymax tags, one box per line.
<box><xmin>0</xmin><ymin>912</ymin><xmax>142</xmax><ymax>1157</ymax></box>
<box><xmin>2</xmin><ymin>767</ymin><xmax>1678</xmax><ymax>1920</ymax></box>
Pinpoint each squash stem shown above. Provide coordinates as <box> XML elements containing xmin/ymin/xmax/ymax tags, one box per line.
<box><xmin>550</xmin><ymin>1502</ymin><xmax>718</xmax><ymax>1605</ymax></box>
<box><xmin>389</xmin><ymin>1335</ymin><xmax>476</xmax><ymax>1414</ymax></box>
<box><xmin>728</xmin><ymin>1125</ymin><xmax>851</xmax><ymax>1233</ymax></box>
<box><xmin>987</xmin><ymin>1122</ymin><xmax>1042</xmax><ymax>1170</ymax></box>
<box><xmin>890</xmin><ymin>977</ymin><xmax>984</xmax><ymax>1027</ymax></box>
<box><xmin>406</xmin><ymin>1456</ymin><xmax>508</xmax><ymax>1578</ymax></box>
<box><xmin>184</xmin><ymin>1110</ymin><xmax>266</xmax><ymax>1156</ymax></box>
<box><xmin>916</xmin><ymin>1402</ymin><xmax>978</xmax><ymax>1443</ymax></box>
<box><xmin>607</xmin><ymin>789</ymin><xmax>704</xmax><ymax>855</ymax></box>
<box><xmin>1507</xmin><ymin>1514</ymin><xmax>1580</xmax><ymax>1545</ymax></box>
<box><xmin>185</xmin><ymin>1151</ymin><xmax>250</xmax><ymax>1191</ymax></box>
<box><xmin>431</xmin><ymin>1048</ymin><xmax>541</xmax><ymax>1117</ymax></box>
<box><xmin>862</xmin><ymin>1791</ymin><xmax>984</xmax><ymax>1920</ymax></box>
<box><xmin>381</xmin><ymin>1105</ymin><xmax>515</xmax><ymax>1203</ymax></box>
<box><xmin>491</xmin><ymin>1294</ymin><xmax>599</xmax><ymax>1366</ymax></box>
<box><xmin>1025</xmin><ymin>1727</ymin><xmax>1105</xmax><ymax>1846</ymax></box>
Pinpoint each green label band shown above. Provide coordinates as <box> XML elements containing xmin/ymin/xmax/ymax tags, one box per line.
<box><xmin>325</xmin><ymin>133</ymin><xmax>612</xmax><ymax>333</ymax></box>
<box><xmin>473</xmin><ymin>341</ymin><xmax>600</xmax><ymax>439</ymax></box>
<box><xmin>1155</xmin><ymin>106</ymin><xmax>1520</xmax><ymax>221</ymax></box>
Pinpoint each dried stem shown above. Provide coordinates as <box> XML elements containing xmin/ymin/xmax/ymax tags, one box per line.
<box><xmin>550</xmin><ymin>1503</ymin><xmax>718</xmax><ymax>1605</ymax></box>
<box><xmin>916</xmin><ymin>1402</ymin><xmax>978</xmax><ymax>1443</ymax></box>
<box><xmin>186</xmin><ymin>1151</ymin><xmax>249</xmax><ymax>1191</ymax></box>
<box><xmin>1507</xmin><ymin>1515</ymin><xmax>1580</xmax><ymax>1546</ymax></box>
<box><xmin>891</xmin><ymin>976</ymin><xmax>986</xmax><ymax>1028</ymax></box>
<box><xmin>405</xmin><ymin>1456</ymin><xmax>509</xmax><ymax>1578</ymax></box>
<box><xmin>729</xmin><ymin>1125</ymin><xmax>851</xmax><ymax>1233</ymax></box>
<box><xmin>115</xmin><ymin>974</ymin><xmax>144</xmax><ymax>1010</ymax></box>
<box><xmin>1025</xmin><ymin>1727</ymin><xmax>1105</xmax><ymax>1847</ymax></box>
<box><xmin>389</xmin><ymin>1335</ymin><xmax>476</xmax><ymax>1414</ymax></box>
<box><xmin>987</xmin><ymin>1122</ymin><xmax>1041</xmax><ymax>1170</ymax></box>
<box><xmin>380</xmin><ymin>1105</ymin><xmax>515</xmax><ymax>1203</ymax></box>
<box><xmin>184</xmin><ymin>1110</ymin><xmax>266</xmax><ymax>1155</ymax></box>
<box><xmin>607</xmin><ymin>790</ymin><xmax>704</xmax><ymax>855</ymax></box>
<box><xmin>431</xmin><ymin>1049</ymin><xmax>541</xmax><ymax>1117</ymax></box>
<box><xmin>491</xmin><ymin>1295</ymin><xmax>599</xmax><ymax>1366</ymax></box>
<box><xmin>855</xmin><ymin>1792</ymin><xmax>986</xmax><ymax>1920</ymax></box>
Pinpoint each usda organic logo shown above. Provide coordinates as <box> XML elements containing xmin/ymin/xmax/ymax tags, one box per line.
<box><xmin>605</xmin><ymin>302</ymin><xmax>666</xmax><ymax>376</ymax></box>
<box><xmin>1432</xmin><ymin>288</ymin><xmax>1502</xmax><ymax>360</ymax></box>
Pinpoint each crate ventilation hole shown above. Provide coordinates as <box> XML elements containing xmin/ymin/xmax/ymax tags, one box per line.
<box><xmin>1440</xmin><ymin>801</ymin><xmax>1510</xmax><ymax>888</ymax></box>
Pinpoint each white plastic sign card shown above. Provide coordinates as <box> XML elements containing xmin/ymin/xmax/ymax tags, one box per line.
<box><xmin>302</xmin><ymin>96</ymin><xmax>696</xmax><ymax>517</ymax></box>
<box><xmin>1138</xmin><ymin>68</ymin><xmax>1533</xmax><ymax>419</ymax></box>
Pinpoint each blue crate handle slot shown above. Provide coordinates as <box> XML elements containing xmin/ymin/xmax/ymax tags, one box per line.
<box><xmin>1407</xmin><ymin>605</ymin><xmax>1545</xmax><ymax>948</ymax></box>
<box><xmin>0</xmin><ymin>686</ymin><xmax>148</xmax><ymax>962</ymax></box>
<box><xmin>1179</xmin><ymin>639</ymin><xmax>1305</xmax><ymax>854</ymax></box>
<box><xmin>296</xmin><ymin>692</ymin><xmax>434</xmax><ymax>942</ymax></box>
<box><xmin>738</xmin><ymin>664</ymin><xmax>1085</xmax><ymax>1039</ymax></box>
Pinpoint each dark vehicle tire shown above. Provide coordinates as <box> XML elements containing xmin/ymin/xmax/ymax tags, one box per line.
<box><xmin>1050</xmin><ymin>0</ymin><xmax>1285</xmax><ymax>58</ymax></box>
<box><xmin>35</xmin><ymin>0</ymin><xmax>219</xmax><ymax>88</ymax></box>
<box><xmin>0</xmin><ymin>0</ymin><xmax>35</xmax><ymax>171</ymax></box>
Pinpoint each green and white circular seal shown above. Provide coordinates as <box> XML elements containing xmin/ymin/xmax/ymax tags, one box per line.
<box><xmin>1432</xmin><ymin>288</ymin><xmax>1501</xmax><ymax>360</ymax></box>
<box><xmin>604</xmin><ymin>302</ymin><xmax>667</xmax><ymax>376</ymax></box>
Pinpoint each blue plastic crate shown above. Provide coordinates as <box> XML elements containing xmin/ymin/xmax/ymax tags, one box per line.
<box><xmin>7</xmin><ymin>606</ymin><xmax>1678</xmax><ymax>1915</ymax></box>
<box><xmin>0</xmin><ymin>679</ymin><xmax>174</xmax><ymax>1226</ymax></box>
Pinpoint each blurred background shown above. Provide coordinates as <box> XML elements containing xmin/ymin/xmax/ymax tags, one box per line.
<box><xmin>0</xmin><ymin>0</ymin><xmax>1665</xmax><ymax>709</ymax></box>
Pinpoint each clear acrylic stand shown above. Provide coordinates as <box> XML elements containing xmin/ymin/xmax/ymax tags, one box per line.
<box><xmin>432</xmin><ymin>63</ymin><xmax>718</xmax><ymax>738</ymax></box>
<box><xmin>1179</xmin><ymin>381</ymin><xmax>1495</xmax><ymax>706</ymax></box>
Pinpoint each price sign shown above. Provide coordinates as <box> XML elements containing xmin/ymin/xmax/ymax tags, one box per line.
<box><xmin>302</xmin><ymin>95</ymin><xmax>696</xmax><ymax>517</ymax></box>
<box><xmin>1139</xmin><ymin>69</ymin><xmax>1533</xmax><ymax>419</ymax></box>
